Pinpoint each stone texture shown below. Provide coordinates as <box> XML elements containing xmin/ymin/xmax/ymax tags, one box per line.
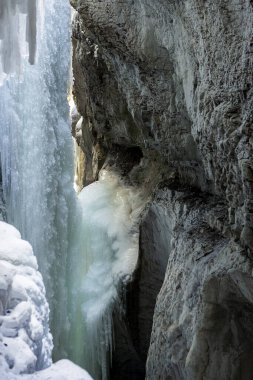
<box><xmin>71</xmin><ymin>0</ymin><xmax>253</xmax><ymax>252</ymax></box>
<box><xmin>71</xmin><ymin>0</ymin><xmax>253</xmax><ymax>378</ymax></box>
<box><xmin>146</xmin><ymin>187</ymin><xmax>253</xmax><ymax>380</ymax></box>
<box><xmin>127</xmin><ymin>203</ymin><xmax>172</xmax><ymax>365</ymax></box>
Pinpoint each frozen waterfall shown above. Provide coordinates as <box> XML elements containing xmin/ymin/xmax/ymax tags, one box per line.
<box><xmin>68</xmin><ymin>170</ymin><xmax>145</xmax><ymax>379</ymax></box>
<box><xmin>0</xmin><ymin>0</ymin><xmax>75</xmax><ymax>359</ymax></box>
<box><xmin>0</xmin><ymin>0</ymin><xmax>39</xmax><ymax>82</ymax></box>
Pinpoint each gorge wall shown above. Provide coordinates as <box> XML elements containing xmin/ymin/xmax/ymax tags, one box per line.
<box><xmin>70</xmin><ymin>0</ymin><xmax>253</xmax><ymax>379</ymax></box>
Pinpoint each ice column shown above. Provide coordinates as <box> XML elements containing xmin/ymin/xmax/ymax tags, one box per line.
<box><xmin>0</xmin><ymin>0</ymin><xmax>75</xmax><ymax>360</ymax></box>
<box><xmin>0</xmin><ymin>0</ymin><xmax>38</xmax><ymax>82</ymax></box>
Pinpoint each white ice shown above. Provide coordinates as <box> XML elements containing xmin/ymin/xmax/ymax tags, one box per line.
<box><xmin>4</xmin><ymin>360</ymin><xmax>93</xmax><ymax>380</ymax></box>
<box><xmin>68</xmin><ymin>170</ymin><xmax>145</xmax><ymax>379</ymax></box>
<box><xmin>0</xmin><ymin>221</ymin><xmax>52</xmax><ymax>376</ymax></box>
<box><xmin>0</xmin><ymin>221</ymin><xmax>93</xmax><ymax>380</ymax></box>
<box><xmin>0</xmin><ymin>0</ymin><xmax>41</xmax><ymax>83</ymax></box>
<box><xmin>0</xmin><ymin>0</ymin><xmax>76</xmax><ymax>358</ymax></box>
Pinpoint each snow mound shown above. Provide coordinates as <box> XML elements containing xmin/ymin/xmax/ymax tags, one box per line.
<box><xmin>0</xmin><ymin>221</ymin><xmax>52</xmax><ymax>376</ymax></box>
<box><xmin>3</xmin><ymin>360</ymin><xmax>93</xmax><ymax>380</ymax></box>
<box><xmin>0</xmin><ymin>221</ymin><xmax>93</xmax><ymax>380</ymax></box>
<box><xmin>24</xmin><ymin>359</ymin><xmax>93</xmax><ymax>380</ymax></box>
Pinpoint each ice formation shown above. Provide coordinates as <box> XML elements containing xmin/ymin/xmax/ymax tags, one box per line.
<box><xmin>21</xmin><ymin>360</ymin><xmax>93</xmax><ymax>380</ymax></box>
<box><xmin>0</xmin><ymin>0</ymin><xmax>145</xmax><ymax>377</ymax></box>
<box><xmin>0</xmin><ymin>0</ymin><xmax>42</xmax><ymax>83</ymax></box>
<box><xmin>0</xmin><ymin>221</ymin><xmax>52</xmax><ymax>376</ymax></box>
<box><xmin>69</xmin><ymin>170</ymin><xmax>145</xmax><ymax>379</ymax></box>
<box><xmin>0</xmin><ymin>0</ymin><xmax>76</xmax><ymax>358</ymax></box>
<box><xmin>0</xmin><ymin>221</ymin><xmax>93</xmax><ymax>380</ymax></box>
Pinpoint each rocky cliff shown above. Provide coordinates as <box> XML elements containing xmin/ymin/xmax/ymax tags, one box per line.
<box><xmin>70</xmin><ymin>0</ymin><xmax>253</xmax><ymax>378</ymax></box>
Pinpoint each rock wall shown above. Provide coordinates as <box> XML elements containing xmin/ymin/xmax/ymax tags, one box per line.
<box><xmin>71</xmin><ymin>0</ymin><xmax>253</xmax><ymax>378</ymax></box>
<box><xmin>146</xmin><ymin>188</ymin><xmax>253</xmax><ymax>380</ymax></box>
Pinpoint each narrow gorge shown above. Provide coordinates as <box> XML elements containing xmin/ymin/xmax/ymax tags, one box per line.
<box><xmin>1</xmin><ymin>1</ymin><xmax>253</xmax><ymax>380</ymax></box>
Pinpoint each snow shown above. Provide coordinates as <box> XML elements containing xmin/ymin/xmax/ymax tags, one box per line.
<box><xmin>3</xmin><ymin>360</ymin><xmax>93</xmax><ymax>380</ymax></box>
<box><xmin>0</xmin><ymin>221</ymin><xmax>93</xmax><ymax>380</ymax></box>
<box><xmin>25</xmin><ymin>360</ymin><xmax>93</xmax><ymax>380</ymax></box>
<box><xmin>0</xmin><ymin>221</ymin><xmax>52</xmax><ymax>377</ymax></box>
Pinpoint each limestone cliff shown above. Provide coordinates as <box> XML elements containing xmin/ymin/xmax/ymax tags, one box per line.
<box><xmin>71</xmin><ymin>0</ymin><xmax>253</xmax><ymax>379</ymax></box>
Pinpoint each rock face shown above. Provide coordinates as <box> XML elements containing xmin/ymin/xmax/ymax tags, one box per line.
<box><xmin>145</xmin><ymin>188</ymin><xmax>253</xmax><ymax>380</ymax></box>
<box><xmin>71</xmin><ymin>0</ymin><xmax>253</xmax><ymax>378</ymax></box>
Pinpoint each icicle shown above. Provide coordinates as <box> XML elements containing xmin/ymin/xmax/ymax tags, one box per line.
<box><xmin>0</xmin><ymin>0</ymin><xmax>38</xmax><ymax>82</ymax></box>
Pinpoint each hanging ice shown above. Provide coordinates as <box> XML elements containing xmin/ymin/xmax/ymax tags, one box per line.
<box><xmin>0</xmin><ymin>0</ymin><xmax>40</xmax><ymax>83</ymax></box>
<box><xmin>0</xmin><ymin>0</ymin><xmax>76</xmax><ymax>359</ymax></box>
<box><xmin>0</xmin><ymin>0</ymin><xmax>146</xmax><ymax>378</ymax></box>
<box><xmin>68</xmin><ymin>170</ymin><xmax>145</xmax><ymax>379</ymax></box>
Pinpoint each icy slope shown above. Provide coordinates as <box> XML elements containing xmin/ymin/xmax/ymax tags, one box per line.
<box><xmin>0</xmin><ymin>221</ymin><xmax>93</xmax><ymax>380</ymax></box>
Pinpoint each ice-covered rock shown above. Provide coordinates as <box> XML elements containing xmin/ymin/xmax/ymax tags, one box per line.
<box><xmin>24</xmin><ymin>359</ymin><xmax>93</xmax><ymax>380</ymax></box>
<box><xmin>3</xmin><ymin>360</ymin><xmax>93</xmax><ymax>380</ymax></box>
<box><xmin>0</xmin><ymin>221</ymin><xmax>52</xmax><ymax>376</ymax></box>
<box><xmin>0</xmin><ymin>221</ymin><xmax>94</xmax><ymax>380</ymax></box>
